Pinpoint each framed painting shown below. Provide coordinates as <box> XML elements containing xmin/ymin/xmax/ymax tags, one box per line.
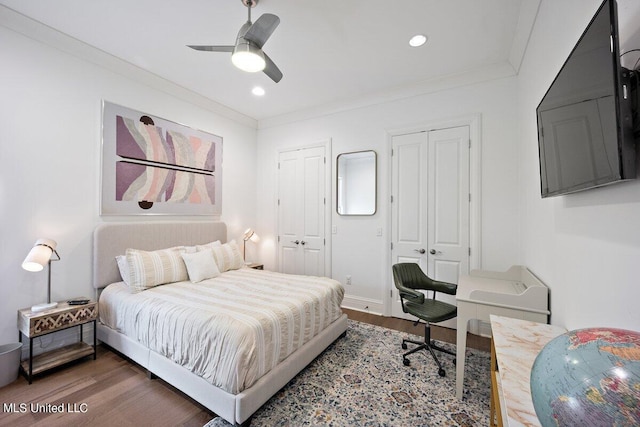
<box><xmin>101</xmin><ymin>101</ymin><xmax>222</xmax><ymax>215</ymax></box>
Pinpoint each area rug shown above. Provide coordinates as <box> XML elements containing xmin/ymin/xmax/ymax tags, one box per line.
<box><xmin>205</xmin><ymin>320</ymin><xmax>490</xmax><ymax>426</ymax></box>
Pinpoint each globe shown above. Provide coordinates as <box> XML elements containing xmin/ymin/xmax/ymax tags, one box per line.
<box><xmin>530</xmin><ymin>327</ymin><xmax>640</xmax><ymax>427</ymax></box>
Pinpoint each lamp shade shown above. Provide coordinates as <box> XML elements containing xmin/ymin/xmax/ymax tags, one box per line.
<box><xmin>232</xmin><ymin>40</ymin><xmax>266</xmax><ymax>72</ymax></box>
<box><xmin>243</xmin><ymin>228</ymin><xmax>260</xmax><ymax>243</ymax></box>
<box><xmin>22</xmin><ymin>238</ymin><xmax>60</xmax><ymax>311</ymax></box>
<box><xmin>22</xmin><ymin>238</ymin><xmax>57</xmax><ymax>272</ymax></box>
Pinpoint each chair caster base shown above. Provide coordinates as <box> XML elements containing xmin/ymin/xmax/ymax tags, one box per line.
<box><xmin>403</xmin><ymin>358</ymin><xmax>410</xmax><ymax>366</ymax></box>
<box><xmin>438</xmin><ymin>368</ymin><xmax>446</xmax><ymax>377</ymax></box>
<box><xmin>401</xmin><ymin>343</ymin><xmax>408</xmax><ymax>350</ymax></box>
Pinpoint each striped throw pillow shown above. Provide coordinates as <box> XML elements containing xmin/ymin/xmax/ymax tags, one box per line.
<box><xmin>125</xmin><ymin>247</ymin><xmax>188</xmax><ymax>292</ymax></box>
<box><xmin>211</xmin><ymin>240</ymin><xmax>244</xmax><ymax>272</ymax></box>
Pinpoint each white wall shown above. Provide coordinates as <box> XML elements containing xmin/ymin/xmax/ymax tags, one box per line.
<box><xmin>256</xmin><ymin>76</ymin><xmax>520</xmax><ymax>313</ymax></box>
<box><xmin>9</xmin><ymin>0</ymin><xmax>634</xmax><ymax>352</ymax></box>
<box><xmin>0</xmin><ymin>24</ymin><xmax>258</xmax><ymax>347</ymax></box>
<box><xmin>517</xmin><ymin>0</ymin><xmax>640</xmax><ymax>331</ymax></box>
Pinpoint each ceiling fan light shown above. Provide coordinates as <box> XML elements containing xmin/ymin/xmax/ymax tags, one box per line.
<box><xmin>409</xmin><ymin>34</ymin><xmax>428</xmax><ymax>47</ymax></box>
<box><xmin>232</xmin><ymin>41</ymin><xmax>266</xmax><ymax>72</ymax></box>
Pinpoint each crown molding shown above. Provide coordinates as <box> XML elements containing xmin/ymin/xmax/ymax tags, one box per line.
<box><xmin>508</xmin><ymin>0</ymin><xmax>542</xmax><ymax>74</ymax></box>
<box><xmin>257</xmin><ymin>62</ymin><xmax>517</xmax><ymax>130</ymax></box>
<box><xmin>0</xmin><ymin>5</ymin><xmax>258</xmax><ymax>129</ymax></box>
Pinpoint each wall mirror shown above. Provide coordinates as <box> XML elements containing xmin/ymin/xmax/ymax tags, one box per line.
<box><xmin>337</xmin><ymin>150</ymin><xmax>377</xmax><ymax>215</ymax></box>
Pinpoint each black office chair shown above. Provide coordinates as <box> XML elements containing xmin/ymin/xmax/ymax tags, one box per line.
<box><xmin>392</xmin><ymin>263</ymin><xmax>458</xmax><ymax>377</ymax></box>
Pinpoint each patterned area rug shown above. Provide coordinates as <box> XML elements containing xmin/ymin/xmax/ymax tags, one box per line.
<box><xmin>205</xmin><ymin>320</ymin><xmax>490</xmax><ymax>426</ymax></box>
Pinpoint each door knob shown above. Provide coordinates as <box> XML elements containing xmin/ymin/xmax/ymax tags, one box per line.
<box><xmin>292</xmin><ymin>240</ymin><xmax>300</xmax><ymax>245</ymax></box>
<box><xmin>301</xmin><ymin>240</ymin><xmax>306</xmax><ymax>245</ymax></box>
<box><xmin>430</xmin><ymin>249</ymin><xmax>437</xmax><ymax>255</ymax></box>
<box><xmin>414</xmin><ymin>249</ymin><xmax>426</xmax><ymax>254</ymax></box>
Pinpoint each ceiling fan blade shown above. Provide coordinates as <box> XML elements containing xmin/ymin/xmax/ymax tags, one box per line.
<box><xmin>244</xmin><ymin>13</ymin><xmax>280</xmax><ymax>48</ymax></box>
<box><xmin>263</xmin><ymin>52</ymin><xmax>282</xmax><ymax>83</ymax></box>
<box><xmin>188</xmin><ymin>45</ymin><xmax>234</xmax><ymax>52</ymax></box>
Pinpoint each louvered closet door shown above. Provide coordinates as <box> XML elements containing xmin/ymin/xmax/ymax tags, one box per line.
<box><xmin>277</xmin><ymin>146</ymin><xmax>326</xmax><ymax>276</ymax></box>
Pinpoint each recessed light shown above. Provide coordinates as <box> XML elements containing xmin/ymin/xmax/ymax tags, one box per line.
<box><xmin>252</xmin><ymin>86</ymin><xmax>265</xmax><ymax>96</ymax></box>
<box><xmin>409</xmin><ymin>34</ymin><xmax>427</xmax><ymax>47</ymax></box>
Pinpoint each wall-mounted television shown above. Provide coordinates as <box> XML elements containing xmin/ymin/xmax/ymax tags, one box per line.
<box><xmin>537</xmin><ymin>0</ymin><xmax>637</xmax><ymax>198</ymax></box>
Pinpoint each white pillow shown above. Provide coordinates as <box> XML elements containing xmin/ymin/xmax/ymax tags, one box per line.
<box><xmin>181</xmin><ymin>250</ymin><xmax>220</xmax><ymax>283</ymax></box>
<box><xmin>181</xmin><ymin>240</ymin><xmax>221</xmax><ymax>254</ymax></box>
<box><xmin>115</xmin><ymin>255</ymin><xmax>131</xmax><ymax>286</ymax></box>
<box><xmin>195</xmin><ymin>240</ymin><xmax>222</xmax><ymax>252</ymax></box>
<box><xmin>211</xmin><ymin>240</ymin><xmax>244</xmax><ymax>272</ymax></box>
<box><xmin>125</xmin><ymin>247</ymin><xmax>188</xmax><ymax>293</ymax></box>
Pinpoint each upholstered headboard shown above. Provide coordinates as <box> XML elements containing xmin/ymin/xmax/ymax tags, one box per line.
<box><xmin>93</xmin><ymin>221</ymin><xmax>227</xmax><ymax>289</ymax></box>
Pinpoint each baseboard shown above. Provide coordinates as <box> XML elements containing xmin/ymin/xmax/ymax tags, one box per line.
<box><xmin>341</xmin><ymin>295</ymin><xmax>384</xmax><ymax>315</ymax></box>
<box><xmin>478</xmin><ymin>320</ymin><xmax>492</xmax><ymax>338</ymax></box>
<box><xmin>340</xmin><ymin>296</ymin><xmax>491</xmax><ymax>337</ymax></box>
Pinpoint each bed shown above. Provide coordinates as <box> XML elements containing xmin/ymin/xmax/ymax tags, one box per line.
<box><xmin>93</xmin><ymin>221</ymin><xmax>348</xmax><ymax>426</ymax></box>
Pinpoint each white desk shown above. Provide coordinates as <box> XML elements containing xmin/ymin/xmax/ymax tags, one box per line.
<box><xmin>455</xmin><ymin>266</ymin><xmax>550</xmax><ymax>400</ymax></box>
<box><xmin>490</xmin><ymin>315</ymin><xmax>566</xmax><ymax>426</ymax></box>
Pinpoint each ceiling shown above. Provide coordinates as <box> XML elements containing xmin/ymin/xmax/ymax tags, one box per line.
<box><xmin>0</xmin><ymin>0</ymin><xmax>538</xmax><ymax>123</ymax></box>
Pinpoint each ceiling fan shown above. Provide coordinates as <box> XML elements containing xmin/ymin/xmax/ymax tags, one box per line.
<box><xmin>188</xmin><ymin>0</ymin><xmax>283</xmax><ymax>83</ymax></box>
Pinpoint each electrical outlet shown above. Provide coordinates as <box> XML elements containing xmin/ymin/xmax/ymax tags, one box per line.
<box><xmin>345</xmin><ymin>275</ymin><xmax>351</xmax><ymax>285</ymax></box>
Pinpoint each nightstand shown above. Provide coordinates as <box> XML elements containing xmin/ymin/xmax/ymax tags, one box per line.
<box><xmin>246</xmin><ymin>263</ymin><xmax>264</xmax><ymax>270</ymax></box>
<box><xmin>17</xmin><ymin>299</ymin><xmax>98</xmax><ymax>384</ymax></box>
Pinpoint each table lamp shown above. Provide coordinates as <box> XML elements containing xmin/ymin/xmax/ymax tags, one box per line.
<box><xmin>22</xmin><ymin>238</ymin><xmax>60</xmax><ymax>312</ymax></box>
<box><xmin>242</xmin><ymin>228</ymin><xmax>260</xmax><ymax>262</ymax></box>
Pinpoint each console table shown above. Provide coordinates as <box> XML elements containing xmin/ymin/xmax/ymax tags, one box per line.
<box><xmin>490</xmin><ymin>315</ymin><xmax>566</xmax><ymax>426</ymax></box>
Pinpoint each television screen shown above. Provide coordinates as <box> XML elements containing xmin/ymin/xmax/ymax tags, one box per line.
<box><xmin>536</xmin><ymin>0</ymin><xmax>635</xmax><ymax>198</ymax></box>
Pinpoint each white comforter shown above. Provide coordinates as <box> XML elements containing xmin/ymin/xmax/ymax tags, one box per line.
<box><xmin>99</xmin><ymin>268</ymin><xmax>344</xmax><ymax>394</ymax></box>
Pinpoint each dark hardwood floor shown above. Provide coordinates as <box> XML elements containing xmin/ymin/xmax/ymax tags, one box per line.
<box><xmin>0</xmin><ymin>310</ymin><xmax>489</xmax><ymax>426</ymax></box>
<box><xmin>342</xmin><ymin>308</ymin><xmax>490</xmax><ymax>352</ymax></box>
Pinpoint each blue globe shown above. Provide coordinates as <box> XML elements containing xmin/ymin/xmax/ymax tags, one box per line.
<box><xmin>530</xmin><ymin>328</ymin><xmax>640</xmax><ymax>427</ymax></box>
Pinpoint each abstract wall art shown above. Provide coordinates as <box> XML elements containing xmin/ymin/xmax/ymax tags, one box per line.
<box><xmin>101</xmin><ymin>101</ymin><xmax>222</xmax><ymax>215</ymax></box>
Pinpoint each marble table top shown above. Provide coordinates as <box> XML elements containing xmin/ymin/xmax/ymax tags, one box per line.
<box><xmin>490</xmin><ymin>315</ymin><xmax>566</xmax><ymax>426</ymax></box>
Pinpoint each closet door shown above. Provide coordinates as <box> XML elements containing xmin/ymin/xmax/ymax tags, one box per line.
<box><xmin>390</xmin><ymin>126</ymin><xmax>470</xmax><ymax>325</ymax></box>
<box><xmin>277</xmin><ymin>146</ymin><xmax>326</xmax><ymax>276</ymax></box>
<box><xmin>425</xmin><ymin>126</ymin><xmax>470</xmax><ymax>328</ymax></box>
